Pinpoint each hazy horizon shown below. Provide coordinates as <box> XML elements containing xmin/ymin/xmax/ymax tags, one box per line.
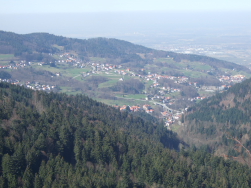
<box><xmin>1</xmin><ymin>11</ymin><xmax>251</xmax><ymax>39</ymax></box>
<box><xmin>1</xmin><ymin>0</ymin><xmax>251</xmax><ymax>51</ymax></box>
<box><xmin>1</xmin><ymin>10</ymin><xmax>251</xmax><ymax>65</ymax></box>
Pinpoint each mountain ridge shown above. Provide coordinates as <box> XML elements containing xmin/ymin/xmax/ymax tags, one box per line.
<box><xmin>0</xmin><ymin>30</ymin><xmax>250</xmax><ymax>73</ymax></box>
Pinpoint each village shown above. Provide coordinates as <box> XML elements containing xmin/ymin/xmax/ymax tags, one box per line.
<box><xmin>0</xmin><ymin>52</ymin><xmax>247</xmax><ymax>129</ymax></box>
<box><xmin>0</xmin><ymin>78</ymin><xmax>58</xmax><ymax>92</ymax></box>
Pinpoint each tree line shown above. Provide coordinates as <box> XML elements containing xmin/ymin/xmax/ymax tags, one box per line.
<box><xmin>0</xmin><ymin>82</ymin><xmax>251</xmax><ymax>187</ymax></box>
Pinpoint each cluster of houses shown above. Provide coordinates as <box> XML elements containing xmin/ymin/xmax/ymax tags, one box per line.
<box><xmin>200</xmin><ymin>85</ymin><xmax>232</xmax><ymax>92</ymax></box>
<box><xmin>57</xmin><ymin>53</ymin><xmax>85</xmax><ymax>67</ymax></box>
<box><xmin>161</xmin><ymin>111</ymin><xmax>183</xmax><ymax>127</ymax></box>
<box><xmin>218</xmin><ymin>75</ymin><xmax>245</xmax><ymax>83</ymax></box>
<box><xmin>60</xmin><ymin>53</ymin><xmax>77</xmax><ymax>63</ymax></box>
<box><xmin>0</xmin><ymin>78</ymin><xmax>57</xmax><ymax>92</ymax></box>
<box><xmin>25</xmin><ymin>82</ymin><xmax>57</xmax><ymax>91</ymax></box>
<box><xmin>117</xmin><ymin>104</ymin><xmax>154</xmax><ymax>114</ymax></box>
<box><xmin>142</xmin><ymin>104</ymin><xmax>154</xmax><ymax>113</ymax></box>
<box><xmin>115</xmin><ymin>103</ymin><xmax>183</xmax><ymax>127</ymax></box>
<box><xmin>0</xmin><ymin>61</ymin><xmax>30</xmax><ymax>69</ymax></box>
<box><xmin>145</xmin><ymin>74</ymin><xmax>189</xmax><ymax>83</ymax></box>
<box><xmin>36</xmin><ymin>53</ymin><xmax>84</xmax><ymax>68</ymax></box>
<box><xmin>0</xmin><ymin>78</ymin><xmax>20</xmax><ymax>84</ymax></box>
<box><xmin>90</xmin><ymin>63</ymin><xmax>122</xmax><ymax>72</ymax></box>
<box><xmin>189</xmin><ymin>96</ymin><xmax>207</xmax><ymax>101</ymax></box>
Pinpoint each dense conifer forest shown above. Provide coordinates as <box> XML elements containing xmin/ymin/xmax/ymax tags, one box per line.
<box><xmin>0</xmin><ymin>82</ymin><xmax>251</xmax><ymax>187</ymax></box>
<box><xmin>181</xmin><ymin>77</ymin><xmax>251</xmax><ymax>163</ymax></box>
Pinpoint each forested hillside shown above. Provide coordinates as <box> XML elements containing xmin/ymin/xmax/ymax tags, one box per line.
<box><xmin>0</xmin><ymin>82</ymin><xmax>251</xmax><ymax>187</ymax></box>
<box><xmin>182</xmin><ymin>77</ymin><xmax>251</xmax><ymax>162</ymax></box>
<box><xmin>0</xmin><ymin>30</ymin><xmax>249</xmax><ymax>72</ymax></box>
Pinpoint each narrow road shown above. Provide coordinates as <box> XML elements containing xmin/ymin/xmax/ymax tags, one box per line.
<box><xmin>72</xmin><ymin>74</ymin><xmax>81</xmax><ymax>79</ymax></box>
<box><xmin>154</xmin><ymin>102</ymin><xmax>176</xmax><ymax>113</ymax></box>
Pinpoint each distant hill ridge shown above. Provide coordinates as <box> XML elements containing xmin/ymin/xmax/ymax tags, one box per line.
<box><xmin>0</xmin><ymin>30</ymin><xmax>250</xmax><ymax>73</ymax></box>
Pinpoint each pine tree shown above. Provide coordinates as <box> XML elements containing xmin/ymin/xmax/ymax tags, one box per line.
<box><xmin>22</xmin><ymin>166</ymin><xmax>34</xmax><ymax>188</ymax></box>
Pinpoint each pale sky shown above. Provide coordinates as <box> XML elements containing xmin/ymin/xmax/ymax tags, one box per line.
<box><xmin>1</xmin><ymin>0</ymin><xmax>251</xmax><ymax>14</ymax></box>
<box><xmin>1</xmin><ymin>0</ymin><xmax>251</xmax><ymax>41</ymax></box>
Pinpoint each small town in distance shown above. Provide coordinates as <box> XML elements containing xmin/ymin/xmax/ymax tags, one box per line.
<box><xmin>0</xmin><ymin>51</ymin><xmax>247</xmax><ymax>130</ymax></box>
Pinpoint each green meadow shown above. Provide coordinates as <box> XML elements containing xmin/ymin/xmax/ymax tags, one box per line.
<box><xmin>0</xmin><ymin>54</ymin><xmax>15</xmax><ymax>60</ymax></box>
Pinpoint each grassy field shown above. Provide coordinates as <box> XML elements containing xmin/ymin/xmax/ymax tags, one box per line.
<box><xmin>0</xmin><ymin>54</ymin><xmax>16</xmax><ymax>65</ymax></box>
<box><xmin>152</xmin><ymin>59</ymin><xmax>213</xmax><ymax>76</ymax></box>
<box><xmin>52</xmin><ymin>44</ymin><xmax>64</xmax><ymax>51</ymax></box>
<box><xmin>97</xmin><ymin>72</ymin><xmax>122</xmax><ymax>79</ymax></box>
<box><xmin>0</xmin><ymin>61</ymin><xmax>10</xmax><ymax>65</ymax></box>
<box><xmin>171</xmin><ymin>123</ymin><xmax>182</xmax><ymax>132</ymax></box>
<box><xmin>0</xmin><ymin>69</ymin><xmax>12</xmax><ymax>73</ymax></box>
<box><xmin>0</xmin><ymin>54</ymin><xmax>15</xmax><ymax>60</ymax></box>
<box><xmin>116</xmin><ymin>94</ymin><xmax>146</xmax><ymax>100</ymax></box>
<box><xmin>34</xmin><ymin>65</ymin><xmax>92</xmax><ymax>80</ymax></box>
<box><xmin>34</xmin><ymin>65</ymin><xmax>62</xmax><ymax>73</ymax></box>
<box><xmin>171</xmin><ymin>62</ymin><xmax>187</xmax><ymax>69</ymax></box>
<box><xmin>97</xmin><ymin>72</ymin><xmax>134</xmax><ymax>88</ymax></box>
<box><xmin>180</xmin><ymin>69</ymin><xmax>207</xmax><ymax>78</ymax></box>
<box><xmin>98</xmin><ymin>79</ymin><xmax>118</xmax><ymax>88</ymax></box>
<box><xmin>59</xmin><ymin>87</ymin><xmax>82</xmax><ymax>95</ymax></box>
<box><xmin>96</xmin><ymin>97</ymin><xmax>152</xmax><ymax>107</ymax></box>
<box><xmin>219</xmin><ymin>68</ymin><xmax>251</xmax><ymax>78</ymax></box>
<box><xmin>165</xmin><ymin>92</ymin><xmax>180</xmax><ymax>98</ymax></box>
<box><xmin>145</xmin><ymin>80</ymin><xmax>154</xmax><ymax>88</ymax></box>
<box><xmin>185</xmin><ymin>61</ymin><xmax>212</xmax><ymax>71</ymax></box>
<box><xmin>61</xmin><ymin>68</ymin><xmax>89</xmax><ymax>77</ymax></box>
